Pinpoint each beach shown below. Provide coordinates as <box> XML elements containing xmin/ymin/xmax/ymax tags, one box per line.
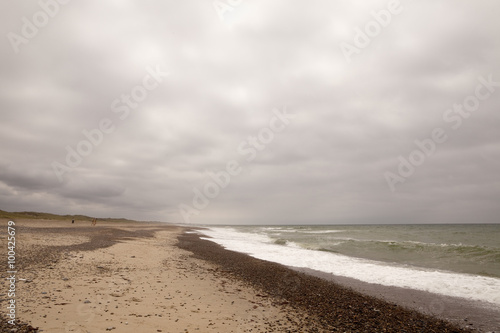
<box><xmin>1</xmin><ymin>219</ymin><xmax>318</xmax><ymax>332</ymax></box>
<box><xmin>0</xmin><ymin>218</ymin><xmax>489</xmax><ymax>332</ymax></box>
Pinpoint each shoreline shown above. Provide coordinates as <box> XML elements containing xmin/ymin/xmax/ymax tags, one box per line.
<box><xmin>0</xmin><ymin>219</ymin><xmax>495</xmax><ymax>332</ymax></box>
<box><xmin>177</xmin><ymin>230</ymin><xmax>492</xmax><ymax>332</ymax></box>
<box><xmin>293</xmin><ymin>267</ymin><xmax>500</xmax><ymax>332</ymax></box>
<box><xmin>187</xmin><ymin>226</ymin><xmax>500</xmax><ymax>331</ymax></box>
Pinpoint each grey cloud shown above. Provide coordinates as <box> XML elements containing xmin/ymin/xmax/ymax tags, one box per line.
<box><xmin>1</xmin><ymin>1</ymin><xmax>499</xmax><ymax>224</ymax></box>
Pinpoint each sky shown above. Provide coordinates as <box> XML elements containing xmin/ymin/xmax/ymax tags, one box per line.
<box><xmin>1</xmin><ymin>0</ymin><xmax>499</xmax><ymax>225</ymax></box>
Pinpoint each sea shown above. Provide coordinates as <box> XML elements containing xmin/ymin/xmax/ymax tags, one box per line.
<box><xmin>195</xmin><ymin>224</ymin><xmax>500</xmax><ymax>307</ymax></box>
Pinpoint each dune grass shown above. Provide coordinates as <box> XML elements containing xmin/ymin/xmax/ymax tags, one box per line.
<box><xmin>0</xmin><ymin>209</ymin><xmax>138</xmax><ymax>223</ymax></box>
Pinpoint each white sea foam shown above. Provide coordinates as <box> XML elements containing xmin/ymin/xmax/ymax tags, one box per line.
<box><xmin>199</xmin><ymin>227</ymin><xmax>500</xmax><ymax>307</ymax></box>
<box><xmin>302</xmin><ymin>230</ymin><xmax>344</xmax><ymax>234</ymax></box>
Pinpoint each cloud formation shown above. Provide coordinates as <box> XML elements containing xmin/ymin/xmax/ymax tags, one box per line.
<box><xmin>1</xmin><ymin>0</ymin><xmax>499</xmax><ymax>224</ymax></box>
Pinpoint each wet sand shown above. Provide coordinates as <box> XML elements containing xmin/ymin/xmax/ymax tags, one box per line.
<box><xmin>293</xmin><ymin>268</ymin><xmax>500</xmax><ymax>332</ymax></box>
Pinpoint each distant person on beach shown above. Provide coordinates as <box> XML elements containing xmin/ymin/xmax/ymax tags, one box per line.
<box><xmin>72</xmin><ymin>219</ymin><xmax>74</xmax><ymax>224</ymax></box>
<box><xmin>91</xmin><ymin>218</ymin><xmax>97</xmax><ymax>226</ymax></box>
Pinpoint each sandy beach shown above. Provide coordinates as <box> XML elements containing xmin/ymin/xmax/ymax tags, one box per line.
<box><xmin>0</xmin><ymin>218</ymin><xmax>486</xmax><ymax>332</ymax></box>
<box><xmin>1</xmin><ymin>219</ymin><xmax>318</xmax><ymax>332</ymax></box>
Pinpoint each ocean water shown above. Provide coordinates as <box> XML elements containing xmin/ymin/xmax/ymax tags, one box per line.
<box><xmin>197</xmin><ymin>224</ymin><xmax>500</xmax><ymax>307</ymax></box>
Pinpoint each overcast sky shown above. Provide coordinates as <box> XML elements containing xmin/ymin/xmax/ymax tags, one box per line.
<box><xmin>1</xmin><ymin>1</ymin><xmax>499</xmax><ymax>225</ymax></box>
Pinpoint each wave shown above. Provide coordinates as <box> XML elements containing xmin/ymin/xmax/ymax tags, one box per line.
<box><xmin>198</xmin><ymin>227</ymin><xmax>500</xmax><ymax>306</ymax></box>
<box><xmin>302</xmin><ymin>230</ymin><xmax>344</xmax><ymax>234</ymax></box>
<box><xmin>274</xmin><ymin>238</ymin><xmax>288</xmax><ymax>245</ymax></box>
<box><xmin>258</xmin><ymin>227</ymin><xmax>344</xmax><ymax>234</ymax></box>
<box><xmin>254</xmin><ymin>229</ymin><xmax>500</xmax><ymax>264</ymax></box>
<box><xmin>370</xmin><ymin>240</ymin><xmax>499</xmax><ymax>260</ymax></box>
<box><xmin>311</xmin><ymin>237</ymin><xmax>500</xmax><ymax>259</ymax></box>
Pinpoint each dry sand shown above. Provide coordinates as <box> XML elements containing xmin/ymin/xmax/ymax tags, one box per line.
<box><xmin>0</xmin><ymin>219</ymin><xmax>316</xmax><ymax>332</ymax></box>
